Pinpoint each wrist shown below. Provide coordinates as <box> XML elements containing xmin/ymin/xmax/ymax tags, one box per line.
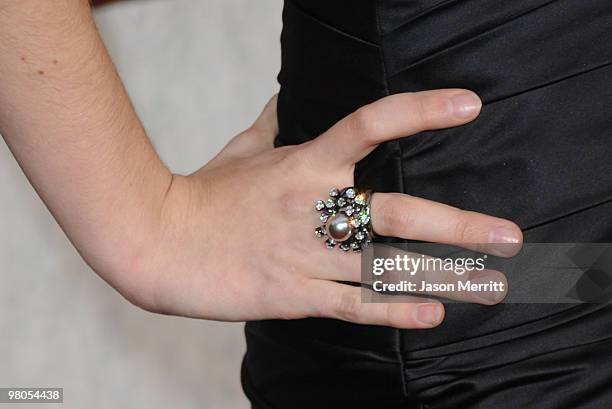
<box><xmin>120</xmin><ymin>173</ymin><xmax>210</xmax><ymax>313</ymax></box>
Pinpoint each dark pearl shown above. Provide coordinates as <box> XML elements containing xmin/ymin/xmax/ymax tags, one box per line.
<box><xmin>325</xmin><ymin>213</ymin><xmax>353</xmax><ymax>242</ymax></box>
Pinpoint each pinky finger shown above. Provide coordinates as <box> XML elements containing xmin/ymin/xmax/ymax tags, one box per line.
<box><xmin>307</xmin><ymin>280</ymin><xmax>445</xmax><ymax>329</ymax></box>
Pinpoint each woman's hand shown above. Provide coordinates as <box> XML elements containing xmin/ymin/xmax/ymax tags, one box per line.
<box><xmin>132</xmin><ymin>90</ymin><xmax>523</xmax><ymax>329</ymax></box>
<box><xmin>0</xmin><ymin>3</ymin><xmax>519</xmax><ymax>329</ymax></box>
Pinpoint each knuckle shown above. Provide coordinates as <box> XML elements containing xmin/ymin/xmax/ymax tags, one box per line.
<box><xmin>334</xmin><ymin>291</ymin><xmax>361</xmax><ymax>322</ymax></box>
<box><xmin>350</xmin><ymin>105</ymin><xmax>385</xmax><ymax>142</ymax></box>
<box><xmin>275</xmin><ymin>189</ymin><xmax>311</xmax><ymax>222</ymax></box>
<box><xmin>276</xmin><ymin>189</ymin><xmax>303</xmax><ymax>214</ymax></box>
<box><xmin>452</xmin><ymin>215</ymin><xmax>476</xmax><ymax>243</ymax></box>
<box><xmin>414</xmin><ymin>96</ymin><xmax>428</xmax><ymax>127</ymax></box>
<box><xmin>377</xmin><ymin>197</ymin><xmax>416</xmax><ymax>236</ymax></box>
<box><xmin>414</xmin><ymin>96</ymin><xmax>435</xmax><ymax>129</ymax></box>
<box><xmin>382</xmin><ymin>304</ymin><xmax>395</xmax><ymax>327</ymax></box>
<box><xmin>414</xmin><ymin>94</ymin><xmax>448</xmax><ymax>129</ymax></box>
<box><xmin>269</xmin><ymin>190</ymin><xmax>314</xmax><ymax>226</ymax></box>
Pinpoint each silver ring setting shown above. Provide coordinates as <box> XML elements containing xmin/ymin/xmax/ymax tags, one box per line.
<box><xmin>314</xmin><ymin>187</ymin><xmax>374</xmax><ymax>252</ymax></box>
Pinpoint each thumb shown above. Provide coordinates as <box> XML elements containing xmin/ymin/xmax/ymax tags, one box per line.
<box><xmin>216</xmin><ymin>94</ymin><xmax>279</xmax><ymax>161</ymax></box>
<box><xmin>249</xmin><ymin>93</ymin><xmax>279</xmax><ymax>142</ymax></box>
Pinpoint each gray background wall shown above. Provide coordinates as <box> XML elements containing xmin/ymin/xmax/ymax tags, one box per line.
<box><xmin>0</xmin><ymin>1</ymin><xmax>282</xmax><ymax>408</ymax></box>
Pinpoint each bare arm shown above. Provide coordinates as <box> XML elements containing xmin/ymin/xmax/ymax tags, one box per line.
<box><xmin>0</xmin><ymin>0</ymin><xmax>171</xmax><ymax>294</ymax></box>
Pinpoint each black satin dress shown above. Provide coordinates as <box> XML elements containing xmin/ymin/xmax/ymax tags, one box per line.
<box><xmin>242</xmin><ymin>1</ymin><xmax>612</xmax><ymax>408</ymax></box>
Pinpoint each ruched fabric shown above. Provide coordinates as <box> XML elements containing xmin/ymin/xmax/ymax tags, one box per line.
<box><xmin>243</xmin><ymin>1</ymin><xmax>612</xmax><ymax>407</ymax></box>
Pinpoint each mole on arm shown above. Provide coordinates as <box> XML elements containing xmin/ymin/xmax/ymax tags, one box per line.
<box><xmin>38</xmin><ymin>70</ymin><xmax>44</xmax><ymax>75</ymax></box>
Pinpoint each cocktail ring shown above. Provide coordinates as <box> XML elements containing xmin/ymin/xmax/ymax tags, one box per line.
<box><xmin>314</xmin><ymin>187</ymin><xmax>374</xmax><ymax>252</ymax></box>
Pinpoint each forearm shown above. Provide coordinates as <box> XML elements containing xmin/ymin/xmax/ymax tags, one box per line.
<box><xmin>0</xmin><ymin>0</ymin><xmax>172</xmax><ymax>291</ymax></box>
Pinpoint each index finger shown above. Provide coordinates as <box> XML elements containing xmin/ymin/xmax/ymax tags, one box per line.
<box><xmin>309</xmin><ymin>89</ymin><xmax>482</xmax><ymax>167</ymax></box>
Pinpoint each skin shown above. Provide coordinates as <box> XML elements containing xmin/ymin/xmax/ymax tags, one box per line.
<box><xmin>0</xmin><ymin>0</ymin><xmax>522</xmax><ymax>329</ymax></box>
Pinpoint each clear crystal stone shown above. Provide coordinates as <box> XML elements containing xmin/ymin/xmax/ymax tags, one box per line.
<box><xmin>315</xmin><ymin>227</ymin><xmax>326</xmax><ymax>238</ymax></box>
<box><xmin>344</xmin><ymin>207</ymin><xmax>354</xmax><ymax>216</ymax></box>
<box><xmin>326</xmin><ymin>239</ymin><xmax>336</xmax><ymax>249</ymax></box>
<box><xmin>345</xmin><ymin>188</ymin><xmax>356</xmax><ymax>199</ymax></box>
<box><xmin>326</xmin><ymin>199</ymin><xmax>335</xmax><ymax>208</ymax></box>
<box><xmin>350</xmin><ymin>242</ymin><xmax>360</xmax><ymax>249</ymax></box>
<box><xmin>320</xmin><ymin>213</ymin><xmax>329</xmax><ymax>223</ymax></box>
<box><xmin>315</xmin><ymin>200</ymin><xmax>326</xmax><ymax>211</ymax></box>
<box><xmin>329</xmin><ymin>188</ymin><xmax>340</xmax><ymax>197</ymax></box>
<box><xmin>339</xmin><ymin>244</ymin><xmax>350</xmax><ymax>252</ymax></box>
<box><xmin>358</xmin><ymin>208</ymin><xmax>370</xmax><ymax>226</ymax></box>
<box><xmin>355</xmin><ymin>231</ymin><xmax>365</xmax><ymax>241</ymax></box>
<box><xmin>337</xmin><ymin>197</ymin><xmax>346</xmax><ymax>207</ymax></box>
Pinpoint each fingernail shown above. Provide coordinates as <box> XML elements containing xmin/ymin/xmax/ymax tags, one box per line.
<box><xmin>489</xmin><ymin>227</ymin><xmax>521</xmax><ymax>244</ymax></box>
<box><xmin>415</xmin><ymin>303</ymin><xmax>443</xmax><ymax>327</ymax></box>
<box><xmin>488</xmin><ymin>227</ymin><xmax>522</xmax><ymax>257</ymax></box>
<box><xmin>451</xmin><ymin>92</ymin><xmax>482</xmax><ymax>119</ymax></box>
<box><xmin>469</xmin><ymin>271</ymin><xmax>507</xmax><ymax>305</ymax></box>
